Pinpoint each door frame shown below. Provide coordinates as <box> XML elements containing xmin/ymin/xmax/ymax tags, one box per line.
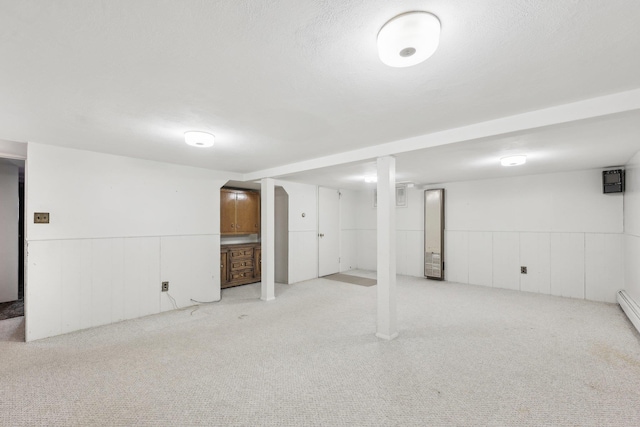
<box><xmin>317</xmin><ymin>186</ymin><xmax>340</xmax><ymax>277</ymax></box>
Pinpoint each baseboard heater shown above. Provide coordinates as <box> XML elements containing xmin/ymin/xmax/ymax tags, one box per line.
<box><xmin>617</xmin><ymin>290</ymin><xmax>640</xmax><ymax>334</ymax></box>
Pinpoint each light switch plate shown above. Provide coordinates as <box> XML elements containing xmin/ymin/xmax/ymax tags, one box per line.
<box><xmin>34</xmin><ymin>212</ymin><xmax>50</xmax><ymax>224</ymax></box>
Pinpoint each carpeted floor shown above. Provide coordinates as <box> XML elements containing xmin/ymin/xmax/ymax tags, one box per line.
<box><xmin>0</xmin><ymin>271</ymin><xmax>639</xmax><ymax>426</ymax></box>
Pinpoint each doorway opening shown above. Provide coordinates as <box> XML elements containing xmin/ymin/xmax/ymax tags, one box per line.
<box><xmin>0</xmin><ymin>158</ymin><xmax>25</xmax><ymax>322</ymax></box>
<box><xmin>274</xmin><ymin>186</ymin><xmax>288</xmax><ymax>284</ymax></box>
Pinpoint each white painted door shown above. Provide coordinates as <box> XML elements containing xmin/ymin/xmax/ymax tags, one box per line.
<box><xmin>318</xmin><ymin>187</ymin><xmax>340</xmax><ymax>277</ymax></box>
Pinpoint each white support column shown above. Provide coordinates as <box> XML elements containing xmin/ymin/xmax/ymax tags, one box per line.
<box><xmin>261</xmin><ymin>177</ymin><xmax>276</xmax><ymax>301</ymax></box>
<box><xmin>376</xmin><ymin>156</ymin><xmax>398</xmax><ymax>340</ymax></box>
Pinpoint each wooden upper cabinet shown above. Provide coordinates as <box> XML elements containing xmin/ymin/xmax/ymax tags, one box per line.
<box><xmin>236</xmin><ymin>191</ymin><xmax>260</xmax><ymax>233</ymax></box>
<box><xmin>220</xmin><ymin>188</ymin><xmax>260</xmax><ymax>235</ymax></box>
<box><xmin>220</xmin><ymin>189</ymin><xmax>237</xmax><ymax>234</ymax></box>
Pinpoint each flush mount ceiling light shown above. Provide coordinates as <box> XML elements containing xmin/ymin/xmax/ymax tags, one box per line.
<box><xmin>364</xmin><ymin>175</ymin><xmax>378</xmax><ymax>183</ymax></box>
<box><xmin>500</xmin><ymin>155</ymin><xmax>527</xmax><ymax>167</ymax></box>
<box><xmin>184</xmin><ymin>131</ymin><xmax>215</xmax><ymax>148</ymax></box>
<box><xmin>377</xmin><ymin>11</ymin><xmax>441</xmax><ymax>68</ymax></box>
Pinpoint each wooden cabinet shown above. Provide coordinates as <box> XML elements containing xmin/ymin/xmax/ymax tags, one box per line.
<box><xmin>220</xmin><ymin>243</ymin><xmax>262</xmax><ymax>289</ymax></box>
<box><xmin>220</xmin><ymin>251</ymin><xmax>228</xmax><ymax>285</ymax></box>
<box><xmin>221</xmin><ymin>188</ymin><xmax>260</xmax><ymax>235</ymax></box>
<box><xmin>220</xmin><ymin>190</ymin><xmax>237</xmax><ymax>234</ymax></box>
<box><xmin>254</xmin><ymin>248</ymin><xmax>261</xmax><ymax>279</ymax></box>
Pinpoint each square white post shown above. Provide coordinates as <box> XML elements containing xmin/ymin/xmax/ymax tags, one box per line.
<box><xmin>261</xmin><ymin>178</ymin><xmax>275</xmax><ymax>301</ymax></box>
<box><xmin>376</xmin><ymin>156</ymin><xmax>398</xmax><ymax>340</ymax></box>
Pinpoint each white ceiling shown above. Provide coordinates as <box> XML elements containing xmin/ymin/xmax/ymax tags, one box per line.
<box><xmin>280</xmin><ymin>110</ymin><xmax>640</xmax><ymax>189</ymax></box>
<box><xmin>0</xmin><ymin>1</ymin><xmax>639</xmax><ymax>186</ymax></box>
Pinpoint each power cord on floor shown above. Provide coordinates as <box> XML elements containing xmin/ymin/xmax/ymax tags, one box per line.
<box><xmin>189</xmin><ymin>298</ymin><xmax>221</xmax><ymax>316</ymax></box>
<box><xmin>166</xmin><ymin>292</ymin><xmax>179</xmax><ymax>310</ymax></box>
<box><xmin>163</xmin><ymin>293</ymin><xmax>220</xmax><ymax>316</ymax></box>
<box><xmin>190</xmin><ymin>298</ymin><xmax>221</xmax><ymax>304</ymax></box>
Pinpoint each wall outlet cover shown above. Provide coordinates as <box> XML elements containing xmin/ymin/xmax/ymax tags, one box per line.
<box><xmin>34</xmin><ymin>212</ymin><xmax>50</xmax><ymax>223</ymax></box>
<box><xmin>521</xmin><ymin>266</ymin><xmax>527</xmax><ymax>274</ymax></box>
<box><xmin>161</xmin><ymin>281</ymin><xmax>169</xmax><ymax>292</ymax></box>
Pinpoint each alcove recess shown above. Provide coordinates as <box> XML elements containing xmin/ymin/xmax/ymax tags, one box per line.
<box><xmin>220</xmin><ymin>187</ymin><xmax>261</xmax><ymax>288</ymax></box>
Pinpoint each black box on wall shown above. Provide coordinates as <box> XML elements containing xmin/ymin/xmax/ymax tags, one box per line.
<box><xmin>603</xmin><ymin>169</ymin><xmax>625</xmax><ymax>194</ymax></box>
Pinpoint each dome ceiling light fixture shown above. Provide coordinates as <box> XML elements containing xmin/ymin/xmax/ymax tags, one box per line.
<box><xmin>500</xmin><ymin>155</ymin><xmax>527</xmax><ymax>167</ymax></box>
<box><xmin>377</xmin><ymin>11</ymin><xmax>441</xmax><ymax>68</ymax></box>
<box><xmin>184</xmin><ymin>131</ymin><xmax>215</xmax><ymax>148</ymax></box>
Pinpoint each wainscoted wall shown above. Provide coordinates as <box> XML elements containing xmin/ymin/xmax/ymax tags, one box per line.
<box><xmin>445</xmin><ymin>230</ymin><xmax>623</xmax><ymax>302</ymax></box>
<box><xmin>624</xmin><ymin>150</ymin><xmax>640</xmax><ymax>304</ymax></box>
<box><xmin>339</xmin><ymin>189</ymin><xmax>358</xmax><ymax>272</ymax></box>
<box><xmin>26</xmin><ymin>143</ymin><xmax>234</xmax><ymax>341</ymax></box>
<box><xmin>354</xmin><ymin>169</ymin><xmax>625</xmax><ymax>303</ymax></box>
<box><xmin>27</xmin><ymin>235</ymin><xmax>219</xmax><ymax>339</ymax></box>
<box><xmin>356</xmin><ymin>185</ymin><xmax>426</xmax><ymax>277</ymax></box>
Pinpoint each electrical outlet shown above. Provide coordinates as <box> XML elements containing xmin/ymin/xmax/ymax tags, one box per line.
<box><xmin>34</xmin><ymin>212</ymin><xmax>50</xmax><ymax>224</ymax></box>
<box><xmin>161</xmin><ymin>281</ymin><xmax>169</xmax><ymax>292</ymax></box>
<box><xmin>521</xmin><ymin>266</ymin><xmax>527</xmax><ymax>274</ymax></box>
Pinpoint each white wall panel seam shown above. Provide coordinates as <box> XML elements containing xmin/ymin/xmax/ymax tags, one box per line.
<box><xmin>466</xmin><ymin>231</ymin><xmax>470</xmax><ymax>284</ymax></box>
<box><xmin>27</xmin><ymin>233</ymin><xmax>220</xmax><ymax>243</ymax></box>
<box><xmin>491</xmin><ymin>231</ymin><xmax>496</xmax><ymax>289</ymax></box>
<box><xmin>583</xmin><ymin>233</ymin><xmax>587</xmax><ymax>299</ymax></box>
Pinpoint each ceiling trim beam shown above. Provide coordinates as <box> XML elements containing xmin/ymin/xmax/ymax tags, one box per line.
<box><xmin>242</xmin><ymin>88</ymin><xmax>640</xmax><ymax>181</ymax></box>
<box><xmin>0</xmin><ymin>139</ymin><xmax>28</xmax><ymax>160</ymax></box>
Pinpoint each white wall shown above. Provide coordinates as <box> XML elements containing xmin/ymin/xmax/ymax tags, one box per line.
<box><xmin>624</xmin><ymin>150</ymin><xmax>640</xmax><ymax>304</ymax></box>
<box><xmin>0</xmin><ymin>163</ymin><xmax>19</xmax><ymax>303</ymax></box>
<box><xmin>355</xmin><ymin>169</ymin><xmax>624</xmax><ymax>303</ymax></box>
<box><xmin>339</xmin><ymin>189</ymin><xmax>358</xmax><ymax>272</ymax></box>
<box><xmin>25</xmin><ymin>143</ymin><xmax>235</xmax><ymax>341</ymax></box>
<box><xmin>276</xmin><ymin>180</ymin><xmax>318</xmax><ymax>284</ymax></box>
<box><xmin>356</xmin><ymin>185</ymin><xmax>425</xmax><ymax>277</ymax></box>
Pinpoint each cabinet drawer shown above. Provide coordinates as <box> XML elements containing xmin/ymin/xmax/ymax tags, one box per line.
<box><xmin>229</xmin><ymin>248</ymin><xmax>254</xmax><ymax>259</ymax></box>
<box><xmin>231</xmin><ymin>259</ymin><xmax>254</xmax><ymax>270</ymax></box>
<box><xmin>230</xmin><ymin>269</ymin><xmax>253</xmax><ymax>281</ymax></box>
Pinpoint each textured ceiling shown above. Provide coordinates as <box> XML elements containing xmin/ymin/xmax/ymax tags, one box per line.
<box><xmin>0</xmin><ymin>1</ymin><xmax>639</xmax><ymax>181</ymax></box>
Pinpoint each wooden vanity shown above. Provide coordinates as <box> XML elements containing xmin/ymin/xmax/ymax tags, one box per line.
<box><xmin>220</xmin><ymin>242</ymin><xmax>261</xmax><ymax>288</ymax></box>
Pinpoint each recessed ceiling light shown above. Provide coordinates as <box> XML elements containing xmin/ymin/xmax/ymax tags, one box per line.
<box><xmin>377</xmin><ymin>11</ymin><xmax>441</xmax><ymax>68</ymax></box>
<box><xmin>184</xmin><ymin>131</ymin><xmax>215</xmax><ymax>148</ymax></box>
<box><xmin>364</xmin><ymin>175</ymin><xmax>378</xmax><ymax>183</ymax></box>
<box><xmin>500</xmin><ymin>155</ymin><xmax>527</xmax><ymax>167</ymax></box>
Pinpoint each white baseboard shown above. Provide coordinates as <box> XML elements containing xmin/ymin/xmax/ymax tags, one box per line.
<box><xmin>617</xmin><ymin>290</ymin><xmax>640</xmax><ymax>334</ymax></box>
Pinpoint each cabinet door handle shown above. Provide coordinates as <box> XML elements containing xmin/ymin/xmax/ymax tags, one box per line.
<box><xmin>319</xmin><ymin>233</ymin><xmax>324</xmax><ymax>237</ymax></box>
<box><xmin>236</xmin><ymin>224</ymin><xmax>240</xmax><ymax>229</ymax></box>
<box><xmin>220</xmin><ymin>264</ymin><xmax>223</xmax><ymax>268</ymax></box>
<box><xmin>231</xmin><ymin>224</ymin><xmax>234</xmax><ymax>228</ymax></box>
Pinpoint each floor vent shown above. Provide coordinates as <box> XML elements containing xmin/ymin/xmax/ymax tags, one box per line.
<box><xmin>617</xmin><ymin>290</ymin><xmax>640</xmax><ymax>334</ymax></box>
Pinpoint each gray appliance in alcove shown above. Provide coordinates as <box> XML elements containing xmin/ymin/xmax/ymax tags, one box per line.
<box><xmin>424</xmin><ymin>189</ymin><xmax>444</xmax><ymax>280</ymax></box>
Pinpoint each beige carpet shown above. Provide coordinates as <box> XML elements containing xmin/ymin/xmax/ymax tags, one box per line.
<box><xmin>1</xmin><ymin>271</ymin><xmax>639</xmax><ymax>426</ymax></box>
<box><xmin>323</xmin><ymin>272</ymin><xmax>377</xmax><ymax>287</ymax></box>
